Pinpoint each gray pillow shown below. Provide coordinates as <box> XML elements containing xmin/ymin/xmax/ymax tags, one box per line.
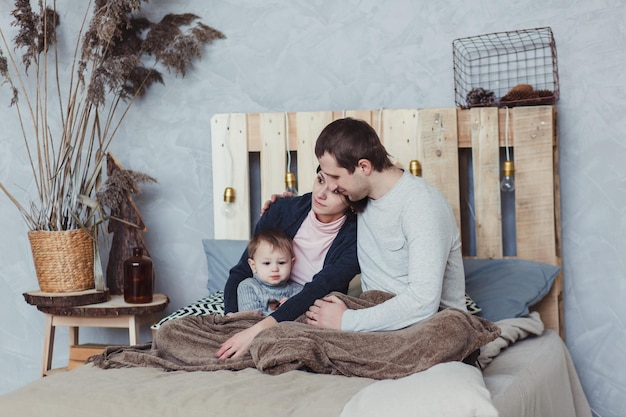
<box><xmin>202</xmin><ymin>239</ymin><xmax>248</xmax><ymax>292</ymax></box>
<box><xmin>463</xmin><ymin>258</ymin><xmax>560</xmax><ymax>322</ymax></box>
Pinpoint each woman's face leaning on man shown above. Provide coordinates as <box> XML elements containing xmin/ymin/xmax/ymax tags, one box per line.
<box><xmin>311</xmin><ymin>169</ymin><xmax>367</xmax><ymax>223</ymax></box>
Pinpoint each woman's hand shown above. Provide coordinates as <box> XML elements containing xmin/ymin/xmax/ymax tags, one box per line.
<box><xmin>304</xmin><ymin>295</ymin><xmax>347</xmax><ymax>330</ymax></box>
<box><xmin>216</xmin><ymin>316</ymin><xmax>277</xmax><ymax>359</ymax></box>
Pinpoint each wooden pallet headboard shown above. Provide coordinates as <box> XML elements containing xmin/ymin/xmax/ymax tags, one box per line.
<box><xmin>210</xmin><ymin>105</ymin><xmax>562</xmax><ymax>336</ymax></box>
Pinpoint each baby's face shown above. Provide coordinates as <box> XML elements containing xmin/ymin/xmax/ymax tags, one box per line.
<box><xmin>248</xmin><ymin>241</ymin><xmax>293</xmax><ymax>286</ymax></box>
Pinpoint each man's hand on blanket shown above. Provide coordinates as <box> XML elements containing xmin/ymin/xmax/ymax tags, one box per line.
<box><xmin>216</xmin><ymin>316</ymin><xmax>278</xmax><ymax>359</ymax></box>
<box><xmin>305</xmin><ymin>295</ymin><xmax>347</xmax><ymax>330</ymax></box>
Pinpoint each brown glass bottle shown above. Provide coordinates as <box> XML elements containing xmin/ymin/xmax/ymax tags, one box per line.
<box><xmin>123</xmin><ymin>247</ymin><xmax>153</xmax><ymax>304</ymax></box>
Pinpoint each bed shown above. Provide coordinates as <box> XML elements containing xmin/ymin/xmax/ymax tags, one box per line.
<box><xmin>0</xmin><ymin>105</ymin><xmax>591</xmax><ymax>417</ymax></box>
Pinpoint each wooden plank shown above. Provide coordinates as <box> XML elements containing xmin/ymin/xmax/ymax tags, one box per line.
<box><xmin>527</xmin><ymin>106</ymin><xmax>562</xmax><ymax>336</ymax></box>
<box><xmin>470</xmin><ymin>107</ymin><xmax>503</xmax><ymax>258</ymax></box>
<box><xmin>295</xmin><ymin>112</ymin><xmax>333</xmax><ymax>194</ymax></box>
<box><xmin>417</xmin><ymin>108</ymin><xmax>461</xmax><ymax>228</ymax></box>
<box><xmin>458</xmin><ymin>106</ymin><xmax>555</xmax><ymax>148</ymax></box>
<box><xmin>259</xmin><ymin>113</ymin><xmax>288</xmax><ymax>203</ymax></box>
<box><xmin>211</xmin><ymin>113</ymin><xmax>250</xmax><ymax>239</ymax></box>
<box><xmin>551</xmin><ymin>107</ymin><xmax>562</xmax><ymax>260</ymax></box>
<box><xmin>512</xmin><ymin>106</ymin><xmax>556</xmax><ymax>264</ymax></box>
<box><xmin>70</xmin><ymin>343</ymin><xmax>107</xmax><ymax>361</ymax></box>
<box><xmin>246</xmin><ymin>113</ymin><xmax>261</xmax><ymax>152</ymax></box>
<box><xmin>248</xmin><ymin>106</ymin><xmax>558</xmax><ymax>151</ymax></box>
<box><xmin>531</xmin><ymin>272</ymin><xmax>562</xmax><ymax>337</ymax></box>
<box><xmin>286</xmin><ymin>112</ymin><xmax>298</xmax><ymax>151</ymax></box>
<box><xmin>380</xmin><ymin>109</ymin><xmax>419</xmax><ymax>171</ymax></box>
<box><xmin>343</xmin><ymin>109</ymin><xmax>374</xmax><ymax>126</ymax></box>
<box><xmin>68</xmin><ymin>343</ymin><xmax>106</xmax><ymax>369</ymax></box>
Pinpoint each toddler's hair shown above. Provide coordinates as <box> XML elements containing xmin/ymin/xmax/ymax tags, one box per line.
<box><xmin>248</xmin><ymin>228</ymin><xmax>294</xmax><ymax>259</ymax></box>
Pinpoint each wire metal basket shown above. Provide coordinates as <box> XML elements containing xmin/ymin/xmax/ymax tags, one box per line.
<box><xmin>453</xmin><ymin>27</ymin><xmax>559</xmax><ymax>108</ymax></box>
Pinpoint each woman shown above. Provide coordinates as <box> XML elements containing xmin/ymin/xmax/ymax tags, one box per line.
<box><xmin>216</xmin><ymin>167</ymin><xmax>366</xmax><ymax>359</ymax></box>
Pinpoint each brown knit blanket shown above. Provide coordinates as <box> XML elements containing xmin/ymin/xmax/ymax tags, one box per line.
<box><xmin>89</xmin><ymin>291</ymin><xmax>500</xmax><ymax>380</ymax></box>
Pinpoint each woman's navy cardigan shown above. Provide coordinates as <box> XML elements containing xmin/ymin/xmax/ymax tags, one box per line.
<box><xmin>223</xmin><ymin>193</ymin><xmax>360</xmax><ymax>322</ymax></box>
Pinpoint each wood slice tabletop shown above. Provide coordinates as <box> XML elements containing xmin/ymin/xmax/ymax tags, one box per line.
<box><xmin>23</xmin><ymin>288</ymin><xmax>110</xmax><ymax>308</ymax></box>
<box><xmin>24</xmin><ymin>292</ymin><xmax>169</xmax><ymax>316</ymax></box>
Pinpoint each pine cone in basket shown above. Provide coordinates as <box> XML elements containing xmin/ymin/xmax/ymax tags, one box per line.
<box><xmin>465</xmin><ymin>87</ymin><xmax>496</xmax><ymax>108</ymax></box>
<box><xmin>535</xmin><ymin>89</ymin><xmax>556</xmax><ymax>105</ymax></box>
<box><xmin>499</xmin><ymin>83</ymin><xmax>558</xmax><ymax>107</ymax></box>
<box><xmin>535</xmin><ymin>88</ymin><xmax>554</xmax><ymax>97</ymax></box>
<box><xmin>500</xmin><ymin>84</ymin><xmax>538</xmax><ymax>104</ymax></box>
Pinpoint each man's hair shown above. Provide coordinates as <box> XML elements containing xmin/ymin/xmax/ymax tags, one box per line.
<box><xmin>314</xmin><ymin>118</ymin><xmax>394</xmax><ymax>173</ymax></box>
<box><xmin>248</xmin><ymin>228</ymin><xmax>294</xmax><ymax>259</ymax></box>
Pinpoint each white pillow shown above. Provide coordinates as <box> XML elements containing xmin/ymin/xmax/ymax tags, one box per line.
<box><xmin>341</xmin><ymin>362</ymin><xmax>498</xmax><ymax>417</ymax></box>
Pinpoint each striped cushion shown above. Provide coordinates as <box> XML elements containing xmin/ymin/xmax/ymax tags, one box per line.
<box><xmin>151</xmin><ymin>291</ymin><xmax>225</xmax><ymax>330</ymax></box>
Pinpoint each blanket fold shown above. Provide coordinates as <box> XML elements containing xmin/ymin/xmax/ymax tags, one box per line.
<box><xmin>89</xmin><ymin>291</ymin><xmax>500</xmax><ymax>380</ymax></box>
<box><xmin>477</xmin><ymin>311</ymin><xmax>544</xmax><ymax>368</ymax></box>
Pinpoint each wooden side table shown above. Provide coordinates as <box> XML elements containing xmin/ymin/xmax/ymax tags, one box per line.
<box><xmin>24</xmin><ymin>293</ymin><xmax>168</xmax><ymax>377</ymax></box>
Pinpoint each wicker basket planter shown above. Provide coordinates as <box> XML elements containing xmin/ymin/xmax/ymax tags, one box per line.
<box><xmin>27</xmin><ymin>229</ymin><xmax>95</xmax><ymax>293</ymax></box>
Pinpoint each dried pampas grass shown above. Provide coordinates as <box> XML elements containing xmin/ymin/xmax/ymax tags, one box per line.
<box><xmin>0</xmin><ymin>0</ymin><xmax>225</xmax><ymax>231</ymax></box>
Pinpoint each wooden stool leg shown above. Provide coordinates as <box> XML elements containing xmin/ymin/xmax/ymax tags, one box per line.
<box><xmin>69</xmin><ymin>326</ymin><xmax>79</xmax><ymax>346</ymax></box>
<box><xmin>42</xmin><ymin>314</ymin><xmax>55</xmax><ymax>377</ymax></box>
<box><xmin>129</xmin><ymin>315</ymin><xmax>139</xmax><ymax>345</ymax></box>
<box><xmin>67</xmin><ymin>326</ymin><xmax>79</xmax><ymax>370</ymax></box>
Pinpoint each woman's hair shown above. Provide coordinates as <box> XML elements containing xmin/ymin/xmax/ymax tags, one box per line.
<box><xmin>314</xmin><ymin>118</ymin><xmax>394</xmax><ymax>173</ymax></box>
<box><xmin>248</xmin><ymin>228</ymin><xmax>294</xmax><ymax>259</ymax></box>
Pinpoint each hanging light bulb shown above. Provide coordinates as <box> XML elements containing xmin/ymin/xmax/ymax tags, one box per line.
<box><xmin>500</xmin><ymin>160</ymin><xmax>515</xmax><ymax>192</ymax></box>
<box><xmin>410</xmin><ymin>110</ymin><xmax>423</xmax><ymax>178</ymax></box>
<box><xmin>222</xmin><ymin>187</ymin><xmax>236</xmax><ymax>218</ymax></box>
<box><xmin>220</xmin><ymin>115</ymin><xmax>237</xmax><ymax>218</ymax></box>
<box><xmin>285</xmin><ymin>171</ymin><xmax>298</xmax><ymax>195</ymax></box>
<box><xmin>282</xmin><ymin>113</ymin><xmax>298</xmax><ymax>196</ymax></box>
<box><xmin>409</xmin><ymin>160</ymin><xmax>422</xmax><ymax>177</ymax></box>
<box><xmin>500</xmin><ymin>106</ymin><xmax>515</xmax><ymax>193</ymax></box>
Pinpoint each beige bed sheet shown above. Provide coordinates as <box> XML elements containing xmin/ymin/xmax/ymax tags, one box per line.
<box><xmin>0</xmin><ymin>365</ymin><xmax>373</xmax><ymax>417</ymax></box>
<box><xmin>484</xmin><ymin>330</ymin><xmax>591</xmax><ymax>417</ymax></box>
<box><xmin>0</xmin><ymin>330</ymin><xmax>590</xmax><ymax>417</ymax></box>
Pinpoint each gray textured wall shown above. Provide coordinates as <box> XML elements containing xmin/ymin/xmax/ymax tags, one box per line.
<box><xmin>0</xmin><ymin>1</ymin><xmax>623</xmax><ymax>416</ymax></box>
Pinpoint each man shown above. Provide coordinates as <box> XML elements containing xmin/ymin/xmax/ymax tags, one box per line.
<box><xmin>305</xmin><ymin>117</ymin><xmax>466</xmax><ymax>332</ymax></box>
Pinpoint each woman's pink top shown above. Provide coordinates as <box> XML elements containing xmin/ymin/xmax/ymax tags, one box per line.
<box><xmin>290</xmin><ymin>210</ymin><xmax>346</xmax><ymax>286</ymax></box>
